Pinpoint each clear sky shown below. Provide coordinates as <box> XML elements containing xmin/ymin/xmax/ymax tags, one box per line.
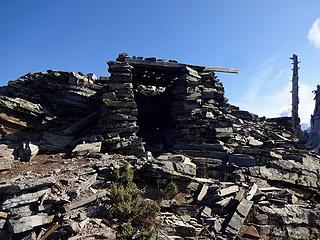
<box><xmin>1</xmin><ymin>0</ymin><xmax>320</xmax><ymax>125</ymax></box>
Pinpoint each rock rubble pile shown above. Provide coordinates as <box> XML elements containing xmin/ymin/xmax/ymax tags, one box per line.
<box><xmin>0</xmin><ymin>53</ymin><xmax>319</xmax><ymax>239</ymax></box>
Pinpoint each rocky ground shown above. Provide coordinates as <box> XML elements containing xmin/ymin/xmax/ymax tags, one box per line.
<box><xmin>0</xmin><ymin>139</ymin><xmax>319</xmax><ymax>239</ymax></box>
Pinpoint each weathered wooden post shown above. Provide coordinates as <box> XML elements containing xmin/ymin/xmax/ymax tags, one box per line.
<box><xmin>290</xmin><ymin>54</ymin><xmax>306</xmax><ymax>142</ymax></box>
<box><xmin>291</xmin><ymin>54</ymin><xmax>299</xmax><ymax>137</ymax></box>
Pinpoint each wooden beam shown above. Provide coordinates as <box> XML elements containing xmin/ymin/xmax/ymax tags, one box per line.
<box><xmin>126</xmin><ymin>58</ymin><xmax>238</xmax><ymax>74</ymax></box>
<box><xmin>126</xmin><ymin>58</ymin><xmax>182</xmax><ymax>70</ymax></box>
<box><xmin>204</xmin><ymin>67</ymin><xmax>238</xmax><ymax>74</ymax></box>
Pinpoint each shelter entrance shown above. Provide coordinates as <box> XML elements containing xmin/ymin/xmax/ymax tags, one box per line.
<box><xmin>131</xmin><ymin>66</ymin><xmax>182</xmax><ymax>153</ymax></box>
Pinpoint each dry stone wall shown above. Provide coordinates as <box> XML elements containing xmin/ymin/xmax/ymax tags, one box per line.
<box><xmin>98</xmin><ymin>60</ymin><xmax>145</xmax><ymax>156</ymax></box>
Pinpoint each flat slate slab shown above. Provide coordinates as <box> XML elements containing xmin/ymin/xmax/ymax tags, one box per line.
<box><xmin>9</xmin><ymin>214</ymin><xmax>54</xmax><ymax>234</ymax></box>
<box><xmin>225</xmin><ymin>199</ymin><xmax>253</xmax><ymax>236</ymax></box>
<box><xmin>229</xmin><ymin>154</ymin><xmax>256</xmax><ymax>167</ymax></box>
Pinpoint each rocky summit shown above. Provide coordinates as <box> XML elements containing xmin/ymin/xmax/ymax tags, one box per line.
<box><xmin>0</xmin><ymin>53</ymin><xmax>319</xmax><ymax>240</ymax></box>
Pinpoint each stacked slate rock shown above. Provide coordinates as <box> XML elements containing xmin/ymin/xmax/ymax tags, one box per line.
<box><xmin>98</xmin><ymin>58</ymin><xmax>145</xmax><ymax>156</ymax></box>
<box><xmin>198</xmin><ymin>69</ymin><xmax>234</xmax><ymax>141</ymax></box>
<box><xmin>172</xmin><ymin>66</ymin><xmax>204</xmax><ymax>144</ymax></box>
<box><xmin>0</xmin><ymin>54</ymin><xmax>298</xmax><ymax>159</ymax></box>
<box><xmin>0</xmin><ymin>71</ymin><xmax>103</xmax><ymax>152</ymax></box>
<box><xmin>172</xmin><ymin>66</ymin><xmax>233</xmax><ymax>161</ymax></box>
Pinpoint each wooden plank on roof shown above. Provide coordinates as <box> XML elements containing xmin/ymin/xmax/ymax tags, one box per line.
<box><xmin>126</xmin><ymin>58</ymin><xmax>182</xmax><ymax>69</ymax></box>
<box><xmin>205</xmin><ymin>67</ymin><xmax>238</xmax><ymax>74</ymax></box>
<box><xmin>126</xmin><ymin>58</ymin><xmax>238</xmax><ymax>74</ymax></box>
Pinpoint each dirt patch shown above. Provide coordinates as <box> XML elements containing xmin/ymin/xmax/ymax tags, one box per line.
<box><xmin>0</xmin><ymin>154</ymin><xmax>91</xmax><ymax>181</ymax></box>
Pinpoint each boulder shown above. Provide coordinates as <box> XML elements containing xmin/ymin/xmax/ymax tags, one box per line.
<box><xmin>72</xmin><ymin>142</ymin><xmax>102</xmax><ymax>156</ymax></box>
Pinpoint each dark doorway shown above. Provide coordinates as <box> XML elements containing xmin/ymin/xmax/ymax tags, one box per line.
<box><xmin>132</xmin><ymin>67</ymin><xmax>180</xmax><ymax>153</ymax></box>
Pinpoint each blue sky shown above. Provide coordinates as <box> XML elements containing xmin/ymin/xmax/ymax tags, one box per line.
<box><xmin>1</xmin><ymin>0</ymin><xmax>320</xmax><ymax>124</ymax></box>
